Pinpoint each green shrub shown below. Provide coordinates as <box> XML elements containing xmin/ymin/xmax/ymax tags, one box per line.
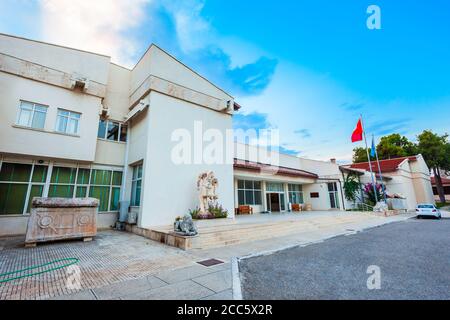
<box><xmin>189</xmin><ymin>207</ymin><xmax>201</xmax><ymax>220</ymax></box>
<box><xmin>208</xmin><ymin>204</ymin><xmax>228</xmax><ymax>219</ymax></box>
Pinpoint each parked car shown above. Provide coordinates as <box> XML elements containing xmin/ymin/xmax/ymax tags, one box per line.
<box><xmin>416</xmin><ymin>204</ymin><xmax>441</xmax><ymax>219</ymax></box>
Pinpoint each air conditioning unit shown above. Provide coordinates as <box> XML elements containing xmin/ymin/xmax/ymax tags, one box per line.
<box><xmin>99</xmin><ymin>104</ymin><xmax>110</xmax><ymax>119</ymax></box>
<box><xmin>70</xmin><ymin>74</ymin><xmax>90</xmax><ymax>91</ymax></box>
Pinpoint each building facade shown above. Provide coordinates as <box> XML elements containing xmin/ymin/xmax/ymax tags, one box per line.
<box><xmin>0</xmin><ymin>34</ymin><xmax>434</xmax><ymax>237</ymax></box>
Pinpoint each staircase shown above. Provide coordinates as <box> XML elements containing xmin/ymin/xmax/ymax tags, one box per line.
<box><xmin>128</xmin><ymin>213</ymin><xmax>379</xmax><ymax>250</ymax></box>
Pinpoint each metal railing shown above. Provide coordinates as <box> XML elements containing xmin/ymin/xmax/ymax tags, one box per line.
<box><xmin>355</xmin><ymin>203</ymin><xmax>374</xmax><ymax>212</ymax></box>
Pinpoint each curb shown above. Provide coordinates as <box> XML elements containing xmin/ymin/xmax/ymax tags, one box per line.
<box><xmin>231</xmin><ymin>257</ymin><xmax>243</xmax><ymax>300</ymax></box>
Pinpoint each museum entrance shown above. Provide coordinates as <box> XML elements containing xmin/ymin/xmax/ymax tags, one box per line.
<box><xmin>266</xmin><ymin>192</ymin><xmax>286</xmax><ymax>212</ymax></box>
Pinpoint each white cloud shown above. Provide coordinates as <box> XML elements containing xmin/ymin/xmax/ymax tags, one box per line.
<box><xmin>40</xmin><ymin>0</ymin><xmax>150</xmax><ymax>66</ymax></box>
<box><xmin>160</xmin><ymin>0</ymin><xmax>212</xmax><ymax>53</ymax></box>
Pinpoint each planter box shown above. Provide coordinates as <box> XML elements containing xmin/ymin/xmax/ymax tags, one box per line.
<box><xmin>25</xmin><ymin>198</ymin><xmax>99</xmax><ymax>247</ymax></box>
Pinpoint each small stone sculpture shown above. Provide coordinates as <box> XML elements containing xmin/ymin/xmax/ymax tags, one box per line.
<box><xmin>174</xmin><ymin>214</ymin><xmax>198</xmax><ymax>236</ymax></box>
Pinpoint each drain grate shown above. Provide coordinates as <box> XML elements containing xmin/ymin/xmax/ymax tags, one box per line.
<box><xmin>197</xmin><ymin>259</ymin><xmax>224</xmax><ymax>267</ymax></box>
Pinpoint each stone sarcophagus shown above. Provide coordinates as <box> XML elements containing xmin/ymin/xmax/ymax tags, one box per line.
<box><xmin>25</xmin><ymin>198</ymin><xmax>99</xmax><ymax>247</ymax></box>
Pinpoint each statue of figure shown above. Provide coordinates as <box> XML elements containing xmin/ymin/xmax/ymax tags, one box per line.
<box><xmin>174</xmin><ymin>214</ymin><xmax>198</xmax><ymax>236</ymax></box>
<box><xmin>197</xmin><ymin>171</ymin><xmax>219</xmax><ymax>215</ymax></box>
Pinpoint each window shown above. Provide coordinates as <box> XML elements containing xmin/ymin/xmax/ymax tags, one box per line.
<box><xmin>56</xmin><ymin>109</ymin><xmax>80</xmax><ymax>135</ymax></box>
<box><xmin>17</xmin><ymin>101</ymin><xmax>48</xmax><ymax>129</ymax></box>
<box><xmin>0</xmin><ymin>163</ymin><xmax>47</xmax><ymax>215</ymax></box>
<box><xmin>49</xmin><ymin>166</ymin><xmax>77</xmax><ymax>198</ymax></box>
<box><xmin>288</xmin><ymin>184</ymin><xmax>304</xmax><ymax>204</ymax></box>
<box><xmin>0</xmin><ymin>163</ymin><xmax>122</xmax><ymax>214</ymax></box>
<box><xmin>266</xmin><ymin>182</ymin><xmax>284</xmax><ymax>192</ymax></box>
<box><xmin>328</xmin><ymin>182</ymin><xmax>340</xmax><ymax>209</ymax></box>
<box><xmin>237</xmin><ymin>180</ymin><xmax>262</xmax><ymax>205</ymax></box>
<box><xmin>97</xmin><ymin>120</ymin><xmax>127</xmax><ymax>142</ymax></box>
<box><xmin>131</xmin><ymin>164</ymin><xmax>143</xmax><ymax>207</ymax></box>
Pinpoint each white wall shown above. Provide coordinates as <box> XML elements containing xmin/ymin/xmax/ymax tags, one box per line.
<box><xmin>138</xmin><ymin>91</ymin><xmax>234</xmax><ymax>227</ymax></box>
<box><xmin>0</xmin><ymin>72</ymin><xmax>101</xmax><ymax>162</ymax></box>
<box><xmin>0</xmin><ymin>33</ymin><xmax>110</xmax><ymax>85</ymax></box>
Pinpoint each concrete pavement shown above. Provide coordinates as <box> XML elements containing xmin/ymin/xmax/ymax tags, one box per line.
<box><xmin>239</xmin><ymin>217</ymin><xmax>450</xmax><ymax>300</ymax></box>
<box><xmin>0</xmin><ymin>211</ymin><xmax>414</xmax><ymax>300</ymax></box>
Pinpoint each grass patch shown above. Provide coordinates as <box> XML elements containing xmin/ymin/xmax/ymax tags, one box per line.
<box><xmin>435</xmin><ymin>202</ymin><xmax>450</xmax><ymax>209</ymax></box>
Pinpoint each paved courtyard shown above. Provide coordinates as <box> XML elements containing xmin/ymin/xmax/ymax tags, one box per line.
<box><xmin>239</xmin><ymin>217</ymin><xmax>450</xmax><ymax>300</ymax></box>
<box><xmin>0</xmin><ymin>211</ymin><xmax>414</xmax><ymax>300</ymax></box>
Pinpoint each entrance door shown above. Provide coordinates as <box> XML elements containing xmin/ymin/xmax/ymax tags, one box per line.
<box><xmin>267</xmin><ymin>193</ymin><xmax>285</xmax><ymax>212</ymax></box>
<box><xmin>270</xmin><ymin>193</ymin><xmax>280</xmax><ymax>212</ymax></box>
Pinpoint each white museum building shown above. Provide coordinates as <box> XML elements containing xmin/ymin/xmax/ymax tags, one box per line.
<box><xmin>0</xmin><ymin>33</ymin><xmax>435</xmax><ymax>237</ymax></box>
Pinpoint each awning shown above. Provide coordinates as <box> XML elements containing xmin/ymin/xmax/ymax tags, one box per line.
<box><xmin>234</xmin><ymin>159</ymin><xmax>318</xmax><ymax>179</ymax></box>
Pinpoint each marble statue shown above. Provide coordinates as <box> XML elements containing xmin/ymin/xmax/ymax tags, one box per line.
<box><xmin>197</xmin><ymin>171</ymin><xmax>219</xmax><ymax>215</ymax></box>
<box><xmin>174</xmin><ymin>214</ymin><xmax>198</xmax><ymax>236</ymax></box>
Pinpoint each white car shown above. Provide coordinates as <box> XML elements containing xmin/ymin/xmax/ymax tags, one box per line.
<box><xmin>416</xmin><ymin>204</ymin><xmax>442</xmax><ymax>219</ymax></box>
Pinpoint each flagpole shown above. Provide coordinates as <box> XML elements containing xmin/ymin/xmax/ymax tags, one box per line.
<box><xmin>373</xmin><ymin>134</ymin><xmax>387</xmax><ymax>203</ymax></box>
<box><xmin>360</xmin><ymin>115</ymin><xmax>379</xmax><ymax>204</ymax></box>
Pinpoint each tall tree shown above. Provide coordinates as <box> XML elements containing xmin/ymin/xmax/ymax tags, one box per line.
<box><xmin>353</xmin><ymin>147</ymin><xmax>371</xmax><ymax>163</ymax></box>
<box><xmin>417</xmin><ymin>130</ymin><xmax>450</xmax><ymax>203</ymax></box>
<box><xmin>352</xmin><ymin>134</ymin><xmax>417</xmax><ymax>163</ymax></box>
<box><xmin>376</xmin><ymin>134</ymin><xmax>418</xmax><ymax>160</ymax></box>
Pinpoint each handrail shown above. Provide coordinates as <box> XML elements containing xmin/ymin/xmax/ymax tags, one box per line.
<box><xmin>355</xmin><ymin>203</ymin><xmax>374</xmax><ymax>212</ymax></box>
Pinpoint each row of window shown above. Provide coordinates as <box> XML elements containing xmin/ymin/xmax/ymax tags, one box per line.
<box><xmin>237</xmin><ymin>180</ymin><xmax>305</xmax><ymax>206</ymax></box>
<box><xmin>0</xmin><ymin>162</ymin><xmax>122</xmax><ymax>215</ymax></box>
<box><xmin>16</xmin><ymin>101</ymin><xmax>129</xmax><ymax>143</ymax></box>
<box><xmin>17</xmin><ymin>101</ymin><xmax>81</xmax><ymax>135</ymax></box>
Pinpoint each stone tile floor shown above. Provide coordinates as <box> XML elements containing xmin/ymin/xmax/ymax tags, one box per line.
<box><xmin>0</xmin><ymin>212</ymin><xmax>416</xmax><ymax>300</ymax></box>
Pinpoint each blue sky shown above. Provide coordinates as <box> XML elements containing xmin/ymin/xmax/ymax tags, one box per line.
<box><xmin>1</xmin><ymin>0</ymin><xmax>449</xmax><ymax>162</ymax></box>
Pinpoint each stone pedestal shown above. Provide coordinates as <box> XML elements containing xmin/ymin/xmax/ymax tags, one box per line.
<box><xmin>25</xmin><ymin>198</ymin><xmax>99</xmax><ymax>247</ymax></box>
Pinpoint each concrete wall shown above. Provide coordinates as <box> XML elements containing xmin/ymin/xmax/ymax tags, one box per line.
<box><xmin>103</xmin><ymin>63</ymin><xmax>131</xmax><ymax>120</ymax></box>
<box><xmin>0</xmin><ymin>33</ymin><xmax>110</xmax><ymax>85</ymax></box>
<box><xmin>131</xmin><ymin>45</ymin><xmax>232</xmax><ymax>104</ymax></box>
<box><xmin>0</xmin><ymin>72</ymin><xmax>101</xmax><ymax>162</ymax></box>
<box><xmin>138</xmin><ymin>91</ymin><xmax>234</xmax><ymax>227</ymax></box>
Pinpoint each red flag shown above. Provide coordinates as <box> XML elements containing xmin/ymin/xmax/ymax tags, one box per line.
<box><xmin>351</xmin><ymin>119</ymin><xmax>364</xmax><ymax>143</ymax></box>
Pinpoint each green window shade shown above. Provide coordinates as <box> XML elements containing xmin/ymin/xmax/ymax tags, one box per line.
<box><xmin>76</xmin><ymin>186</ymin><xmax>87</xmax><ymax>198</ymax></box>
<box><xmin>48</xmin><ymin>185</ymin><xmax>74</xmax><ymax>198</ymax></box>
<box><xmin>90</xmin><ymin>170</ymin><xmax>111</xmax><ymax>186</ymax></box>
<box><xmin>26</xmin><ymin>185</ymin><xmax>44</xmax><ymax>213</ymax></box>
<box><xmin>32</xmin><ymin>165</ymin><xmax>48</xmax><ymax>183</ymax></box>
<box><xmin>77</xmin><ymin>169</ymin><xmax>90</xmax><ymax>185</ymax></box>
<box><xmin>131</xmin><ymin>180</ymin><xmax>141</xmax><ymax>207</ymax></box>
<box><xmin>0</xmin><ymin>183</ymin><xmax>28</xmax><ymax>215</ymax></box>
<box><xmin>110</xmin><ymin>187</ymin><xmax>120</xmax><ymax>211</ymax></box>
<box><xmin>89</xmin><ymin>186</ymin><xmax>110</xmax><ymax>212</ymax></box>
<box><xmin>0</xmin><ymin>163</ymin><xmax>32</xmax><ymax>182</ymax></box>
<box><xmin>112</xmin><ymin>172</ymin><xmax>123</xmax><ymax>186</ymax></box>
<box><xmin>51</xmin><ymin>167</ymin><xmax>76</xmax><ymax>184</ymax></box>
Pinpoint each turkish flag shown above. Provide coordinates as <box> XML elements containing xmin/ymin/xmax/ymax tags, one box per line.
<box><xmin>351</xmin><ymin>119</ymin><xmax>364</xmax><ymax>143</ymax></box>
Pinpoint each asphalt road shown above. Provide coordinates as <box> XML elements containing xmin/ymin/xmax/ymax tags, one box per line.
<box><xmin>239</xmin><ymin>217</ymin><xmax>450</xmax><ymax>300</ymax></box>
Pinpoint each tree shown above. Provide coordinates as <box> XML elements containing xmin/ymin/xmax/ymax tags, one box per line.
<box><xmin>343</xmin><ymin>172</ymin><xmax>362</xmax><ymax>203</ymax></box>
<box><xmin>353</xmin><ymin>147</ymin><xmax>371</xmax><ymax>163</ymax></box>
<box><xmin>417</xmin><ymin>130</ymin><xmax>450</xmax><ymax>203</ymax></box>
<box><xmin>377</xmin><ymin>134</ymin><xmax>418</xmax><ymax>160</ymax></box>
<box><xmin>353</xmin><ymin>134</ymin><xmax>417</xmax><ymax>163</ymax></box>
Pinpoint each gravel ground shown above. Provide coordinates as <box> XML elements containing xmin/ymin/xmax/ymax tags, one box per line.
<box><xmin>239</xmin><ymin>218</ymin><xmax>450</xmax><ymax>300</ymax></box>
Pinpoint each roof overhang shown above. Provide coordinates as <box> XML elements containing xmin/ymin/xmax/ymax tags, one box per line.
<box><xmin>234</xmin><ymin>159</ymin><xmax>318</xmax><ymax>179</ymax></box>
